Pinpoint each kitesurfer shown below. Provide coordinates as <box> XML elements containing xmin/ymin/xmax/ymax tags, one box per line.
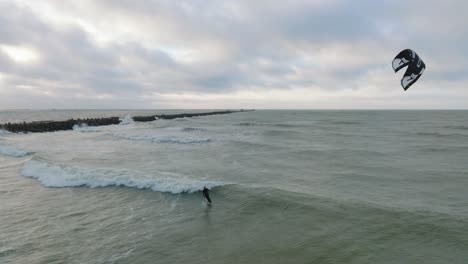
<box><xmin>202</xmin><ymin>187</ymin><xmax>212</xmax><ymax>204</ymax></box>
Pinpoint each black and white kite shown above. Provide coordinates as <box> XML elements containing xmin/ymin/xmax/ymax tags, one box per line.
<box><xmin>392</xmin><ymin>49</ymin><xmax>425</xmax><ymax>91</ymax></box>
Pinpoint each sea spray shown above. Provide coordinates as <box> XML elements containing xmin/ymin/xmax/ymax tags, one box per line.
<box><xmin>119</xmin><ymin>115</ymin><xmax>135</xmax><ymax>125</ymax></box>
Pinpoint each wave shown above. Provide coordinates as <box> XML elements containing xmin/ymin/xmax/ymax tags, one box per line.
<box><xmin>418</xmin><ymin>145</ymin><xmax>468</xmax><ymax>152</ymax></box>
<box><xmin>21</xmin><ymin>160</ymin><xmax>226</xmax><ymax>194</ymax></box>
<box><xmin>320</xmin><ymin>121</ymin><xmax>361</xmax><ymax>125</ymax></box>
<box><xmin>182</xmin><ymin>127</ymin><xmax>207</xmax><ymax>132</ymax></box>
<box><xmin>73</xmin><ymin>120</ymin><xmax>141</xmax><ymax>133</ymax></box>
<box><xmin>237</xmin><ymin>122</ymin><xmax>257</xmax><ymax>126</ymax></box>
<box><xmin>0</xmin><ymin>144</ymin><xmax>33</xmax><ymax>157</ymax></box>
<box><xmin>110</xmin><ymin>133</ymin><xmax>212</xmax><ymax>144</ymax></box>
<box><xmin>220</xmin><ymin>182</ymin><xmax>468</xmax><ymax>222</ymax></box>
<box><xmin>0</xmin><ymin>129</ymin><xmax>12</xmax><ymax>135</ymax></box>
<box><xmin>119</xmin><ymin>114</ymin><xmax>135</xmax><ymax>125</ymax></box>
<box><xmin>263</xmin><ymin>130</ymin><xmax>303</xmax><ymax>137</ymax></box>
<box><xmin>228</xmin><ymin>140</ymin><xmax>286</xmax><ymax>152</ymax></box>
<box><xmin>236</xmin><ymin>122</ymin><xmax>310</xmax><ymax>128</ymax></box>
<box><xmin>72</xmin><ymin>123</ymin><xmax>105</xmax><ymax>133</ymax></box>
<box><xmin>160</xmin><ymin>127</ymin><xmax>207</xmax><ymax>132</ymax></box>
<box><xmin>415</xmin><ymin>132</ymin><xmax>468</xmax><ymax>138</ymax></box>
<box><xmin>292</xmin><ymin>148</ymin><xmax>389</xmax><ymax>158</ymax></box>
<box><xmin>443</xmin><ymin>125</ymin><xmax>468</xmax><ymax>130</ymax></box>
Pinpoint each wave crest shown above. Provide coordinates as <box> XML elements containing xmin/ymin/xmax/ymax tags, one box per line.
<box><xmin>0</xmin><ymin>144</ymin><xmax>32</xmax><ymax>157</ymax></box>
<box><xmin>21</xmin><ymin>160</ymin><xmax>225</xmax><ymax>194</ymax></box>
<box><xmin>72</xmin><ymin>123</ymin><xmax>105</xmax><ymax>133</ymax></box>
<box><xmin>119</xmin><ymin>115</ymin><xmax>135</xmax><ymax>125</ymax></box>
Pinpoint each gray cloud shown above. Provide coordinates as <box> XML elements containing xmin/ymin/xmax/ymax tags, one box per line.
<box><xmin>0</xmin><ymin>0</ymin><xmax>467</xmax><ymax>109</ymax></box>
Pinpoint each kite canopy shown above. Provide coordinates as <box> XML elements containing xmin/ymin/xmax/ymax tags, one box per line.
<box><xmin>392</xmin><ymin>49</ymin><xmax>425</xmax><ymax>91</ymax></box>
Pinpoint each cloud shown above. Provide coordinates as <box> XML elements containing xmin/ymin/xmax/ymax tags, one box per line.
<box><xmin>0</xmin><ymin>0</ymin><xmax>467</xmax><ymax>109</ymax></box>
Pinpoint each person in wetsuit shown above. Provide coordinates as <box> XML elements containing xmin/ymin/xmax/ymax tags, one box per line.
<box><xmin>202</xmin><ymin>187</ymin><xmax>212</xmax><ymax>204</ymax></box>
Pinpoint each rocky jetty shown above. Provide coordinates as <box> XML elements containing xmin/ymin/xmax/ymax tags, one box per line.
<box><xmin>0</xmin><ymin>110</ymin><xmax>252</xmax><ymax>133</ymax></box>
<box><xmin>133</xmin><ymin>110</ymin><xmax>242</xmax><ymax>121</ymax></box>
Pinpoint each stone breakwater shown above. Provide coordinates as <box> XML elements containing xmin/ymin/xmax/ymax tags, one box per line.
<box><xmin>0</xmin><ymin>110</ymin><xmax>251</xmax><ymax>133</ymax></box>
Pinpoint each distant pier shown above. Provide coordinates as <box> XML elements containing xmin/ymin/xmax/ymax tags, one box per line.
<box><xmin>0</xmin><ymin>110</ymin><xmax>253</xmax><ymax>133</ymax></box>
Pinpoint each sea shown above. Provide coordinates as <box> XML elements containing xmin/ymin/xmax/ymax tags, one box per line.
<box><xmin>1</xmin><ymin>110</ymin><xmax>467</xmax><ymax>264</ymax></box>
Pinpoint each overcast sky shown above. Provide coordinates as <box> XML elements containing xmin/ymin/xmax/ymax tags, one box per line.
<box><xmin>0</xmin><ymin>0</ymin><xmax>467</xmax><ymax>109</ymax></box>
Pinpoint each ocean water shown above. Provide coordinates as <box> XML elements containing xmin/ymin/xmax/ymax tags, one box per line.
<box><xmin>1</xmin><ymin>110</ymin><xmax>468</xmax><ymax>264</ymax></box>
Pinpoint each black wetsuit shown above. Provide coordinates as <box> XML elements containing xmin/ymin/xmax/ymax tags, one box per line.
<box><xmin>202</xmin><ymin>187</ymin><xmax>212</xmax><ymax>203</ymax></box>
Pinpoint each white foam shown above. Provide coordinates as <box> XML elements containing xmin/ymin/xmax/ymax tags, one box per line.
<box><xmin>0</xmin><ymin>144</ymin><xmax>32</xmax><ymax>157</ymax></box>
<box><xmin>111</xmin><ymin>133</ymin><xmax>211</xmax><ymax>144</ymax></box>
<box><xmin>21</xmin><ymin>160</ymin><xmax>224</xmax><ymax>194</ymax></box>
<box><xmin>72</xmin><ymin>123</ymin><xmax>104</xmax><ymax>133</ymax></box>
<box><xmin>119</xmin><ymin>115</ymin><xmax>135</xmax><ymax>125</ymax></box>
<box><xmin>72</xmin><ymin>123</ymin><xmax>87</xmax><ymax>130</ymax></box>
<box><xmin>0</xmin><ymin>129</ymin><xmax>11</xmax><ymax>135</ymax></box>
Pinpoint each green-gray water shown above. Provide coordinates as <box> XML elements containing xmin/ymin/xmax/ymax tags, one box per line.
<box><xmin>1</xmin><ymin>110</ymin><xmax>468</xmax><ymax>263</ymax></box>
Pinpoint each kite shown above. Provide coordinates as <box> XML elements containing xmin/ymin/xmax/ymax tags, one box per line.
<box><xmin>392</xmin><ymin>49</ymin><xmax>426</xmax><ymax>91</ymax></box>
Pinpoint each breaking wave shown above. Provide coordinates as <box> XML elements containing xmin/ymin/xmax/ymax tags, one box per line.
<box><xmin>21</xmin><ymin>160</ymin><xmax>225</xmax><ymax>194</ymax></box>
<box><xmin>0</xmin><ymin>144</ymin><xmax>32</xmax><ymax>157</ymax></box>
<box><xmin>0</xmin><ymin>129</ymin><xmax>11</xmax><ymax>135</ymax></box>
<box><xmin>119</xmin><ymin>115</ymin><xmax>135</xmax><ymax>125</ymax></box>
<box><xmin>72</xmin><ymin>123</ymin><xmax>105</xmax><ymax>133</ymax></box>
